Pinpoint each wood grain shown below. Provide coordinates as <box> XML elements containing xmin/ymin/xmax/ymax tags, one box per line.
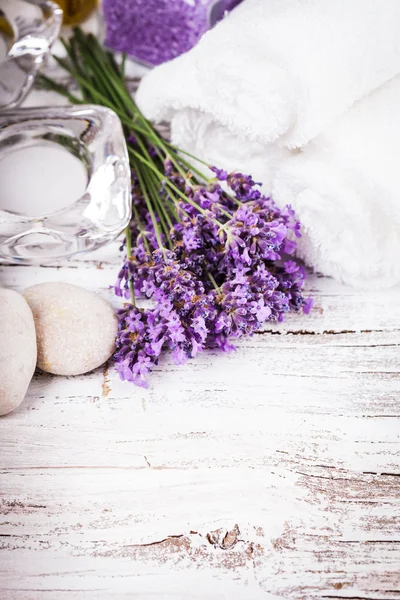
<box><xmin>0</xmin><ymin>240</ymin><xmax>399</xmax><ymax>600</ymax></box>
<box><xmin>1</xmin><ymin>86</ymin><xmax>399</xmax><ymax>599</ymax></box>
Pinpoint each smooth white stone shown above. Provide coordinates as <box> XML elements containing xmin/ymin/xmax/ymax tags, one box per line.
<box><xmin>24</xmin><ymin>283</ymin><xmax>118</xmax><ymax>376</ymax></box>
<box><xmin>0</xmin><ymin>289</ymin><xmax>37</xmax><ymax>416</ymax></box>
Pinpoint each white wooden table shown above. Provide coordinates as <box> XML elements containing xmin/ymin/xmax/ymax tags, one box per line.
<box><xmin>0</xmin><ymin>90</ymin><xmax>399</xmax><ymax>599</ymax></box>
<box><xmin>1</xmin><ymin>240</ymin><xmax>399</xmax><ymax>599</ymax></box>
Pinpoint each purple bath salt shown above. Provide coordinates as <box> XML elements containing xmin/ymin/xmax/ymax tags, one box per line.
<box><xmin>103</xmin><ymin>0</ymin><xmax>243</xmax><ymax>66</ymax></box>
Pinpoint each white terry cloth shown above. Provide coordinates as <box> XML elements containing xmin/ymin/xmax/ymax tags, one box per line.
<box><xmin>147</xmin><ymin>78</ymin><xmax>400</xmax><ymax>288</ymax></box>
<box><xmin>136</xmin><ymin>0</ymin><xmax>400</xmax><ymax>287</ymax></box>
<box><xmin>169</xmin><ymin>108</ymin><xmax>291</xmax><ymax>194</ymax></box>
<box><xmin>137</xmin><ymin>0</ymin><xmax>400</xmax><ymax>149</ymax></box>
<box><xmin>272</xmin><ymin>76</ymin><xmax>400</xmax><ymax>288</ymax></box>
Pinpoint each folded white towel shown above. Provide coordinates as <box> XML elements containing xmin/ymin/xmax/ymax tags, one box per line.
<box><xmin>137</xmin><ymin>0</ymin><xmax>400</xmax><ymax>287</ymax></box>
<box><xmin>169</xmin><ymin>108</ymin><xmax>291</xmax><ymax>194</ymax></box>
<box><xmin>273</xmin><ymin>77</ymin><xmax>400</xmax><ymax>288</ymax></box>
<box><xmin>144</xmin><ymin>79</ymin><xmax>400</xmax><ymax>287</ymax></box>
<box><xmin>137</xmin><ymin>0</ymin><xmax>400</xmax><ymax>149</ymax></box>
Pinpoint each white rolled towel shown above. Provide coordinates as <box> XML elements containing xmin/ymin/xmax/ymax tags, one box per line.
<box><xmin>143</xmin><ymin>78</ymin><xmax>400</xmax><ymax>287</ymax></box>
<box><xmin>137</xmin><ymin>0</ymin><xmax>400</xmax><ymax>148</ymax></box>
<box><xmin>273</xmin><ymin>77</ymin><xmax>400</xmax><ymax>288</ymax></box>
<box><xmin>137</xmin><ymin>0</ymin><xmax>400</xmax><ymax>287</ymax></box>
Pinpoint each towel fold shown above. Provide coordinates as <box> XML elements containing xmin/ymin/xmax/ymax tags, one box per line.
<box><xmin>137</xmin><ymin>0</ymin><xmax>400</xmax><ymax>287</ymax></box>
<box><xmin>148</xmin><ymin>80</ymin><xmax>400</xmax><ymax>287</ymax></box>
<box><xmin>170</xmin><ymin>108</ymin><xmax>292</xmax><ymax>193</ymax></box>
<box><xmin>137</xmin><ymin>0</ymin><xmax>400</xmax><ymax>148</ymax></box>
<box><xmin>273</xmin><ymin>77</ymin><xmax>400</xmax><ymax>287</ymax></box>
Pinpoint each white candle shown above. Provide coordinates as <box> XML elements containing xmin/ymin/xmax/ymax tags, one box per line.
<box><xmin>0</xmin><ymin>143</ymin><xmax>88</xmax><ymax>217</ymax></box>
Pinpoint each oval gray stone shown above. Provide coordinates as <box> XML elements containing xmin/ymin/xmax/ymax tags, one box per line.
<box><xmin>24</xmin><ymin>283</ymin><xmax>118</xmax><ymax>376</ymax></box>
<box><xmin>0</xmin><ymin>289</ymin><xmax>37</xmax><ymax>416</ymax></box>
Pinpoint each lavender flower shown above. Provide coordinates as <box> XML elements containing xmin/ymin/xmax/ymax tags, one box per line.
<box><xmin>113</xmin><ymin>164</ymin><xmax>312</xmax><ymax>387</ymax></box>
<box><xmin>114</xmin><ymin>250</ymin><xmax>219</xmax><ymax>384</ymax></box>
<box><xmin>43</xmin><ymin>29</ymin><xmax>312</xmax><ymax>389</ymax></box>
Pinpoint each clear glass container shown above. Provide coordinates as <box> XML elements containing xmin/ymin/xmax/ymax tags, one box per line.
<box><xmin>0</xmin><ymin>0</ymin><xmax>63</xmax><ymax>110</ymax></box>
<box><xmin>0</xmin><ymin>105</ymin><xmax>132</xmax><ymax>263</ymax></box>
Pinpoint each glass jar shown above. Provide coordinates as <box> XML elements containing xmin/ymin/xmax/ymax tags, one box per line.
<box><xmin>103</xmin><ymin>0</ymin><xmax>243</xmax><ymax>67</ymax></box>
<box><xmin>0</xmin><ymin>105</ymin><xmax>132</xmax><ymax>263</ymax></box>
<box><xmin>0</xmin><ymin>0</ymin><xmax>62</xmax><ymax>110</ymax></box>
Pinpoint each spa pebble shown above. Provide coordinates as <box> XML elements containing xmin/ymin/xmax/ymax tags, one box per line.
<box><xmin>24</xmin><ymin>283</ymin><xmax>118</xmax><ymax>376</ymax></box>
<box><xmin>0</xmin><ymin>289</ymin><xmax>37</xmax><ymax>416</ymax></box>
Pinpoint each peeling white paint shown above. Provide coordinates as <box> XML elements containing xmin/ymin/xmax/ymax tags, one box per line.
<box><xmin>0</xmin><ymin>92</ymin><xmax>399</xmax><ymax>600</ymax></box>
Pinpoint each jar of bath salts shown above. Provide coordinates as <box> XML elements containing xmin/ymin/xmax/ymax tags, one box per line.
<box><xmin>102</xmin><ymin>0</ymin><xmax>243</xmax><ymax>67</ymax></box>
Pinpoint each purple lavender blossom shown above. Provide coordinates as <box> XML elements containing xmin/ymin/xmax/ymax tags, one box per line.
<box><xmin>114</xmin><ymin>164</ymin><xmax>312</xmax><ymax>387</ymax></box>
<box><xmin>114</xmin><ymin>250</ymin><xmax>218</xmax><ymax>384</ymax></box>
<box><xmin>103</xmin><ymin>0</ymin><xmax>244</xmax><ymax>66</ymax></box>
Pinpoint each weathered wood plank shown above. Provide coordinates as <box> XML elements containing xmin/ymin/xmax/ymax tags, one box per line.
<box><xmin>1</xmin><ymin>90</ymin><xmax>400</xmax><ymax>600</ymax></box>
<box><xmin>1</xmin><ymin>256</ymin><xmax>399</xmax><ymax>598</ymax></box>
<box><xmin>1</xmin><ymin>258</ymin><xmax>400</xmax><ymax>335</ymax></box>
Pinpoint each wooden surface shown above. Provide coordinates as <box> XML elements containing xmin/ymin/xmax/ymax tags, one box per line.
<box><xmin>1</xmin><ymin>86</ymin><xmax>400</xmax><ymax>599</ymax></box>
<box><xmin>1</xmin><ymin>240</ymin><xmax>399</xmax><ymax>600</ymax></box>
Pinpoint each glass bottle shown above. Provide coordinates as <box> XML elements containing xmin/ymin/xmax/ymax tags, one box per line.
<box><xmin>56</xmin><ymin>0</ymin><xmax>97</xmax><ymax>26</ymax></box>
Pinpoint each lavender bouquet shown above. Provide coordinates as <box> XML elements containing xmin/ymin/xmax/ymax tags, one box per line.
<box><xmin>41</xmin><ymin>30</ymin><xmax>311</xmax><ymax>387</ymax></box>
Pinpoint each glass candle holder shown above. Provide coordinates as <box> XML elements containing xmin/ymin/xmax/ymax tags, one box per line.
<box><xmin>0</xmin><ymin>105</ymin><xmax>132</xmax><ymax>263</ymax></box>
<box><xmin>103</xmin><ymin>0</ymin><xmax>243</xmax><ymax>67</ymax></box>
<box><xmin>0</xmin><ymin>0</ymin><xmax>62</xmax><ymax>110</ymax></box>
